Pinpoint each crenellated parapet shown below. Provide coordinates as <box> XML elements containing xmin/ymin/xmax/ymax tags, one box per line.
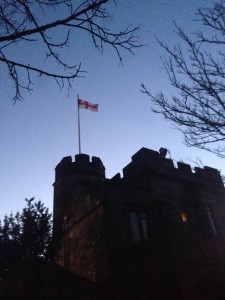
<box><xmin>55</xmin><ymin>153</ymin><xmax>105</xmax><ymax>182</ymax></box>
<box><xmin>122</xmin><ymin>147</ymin><xmax>223</xmax><ymax>188</ymax></box>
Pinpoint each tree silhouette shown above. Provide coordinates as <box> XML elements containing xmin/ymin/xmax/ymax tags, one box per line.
<box><xmin>0</xmin><ymin>0</ymin><xmax>141</xmax><ymax>102</ymax></box>
<box><xmin>142</xmin><ymin>1</ymin><xmax>225</xmax><ymax>158</ymax></box>
<box><xmin>0</xmin><ymin>198</ymin><xmax>55</xmax><ymax>277</ymax></box>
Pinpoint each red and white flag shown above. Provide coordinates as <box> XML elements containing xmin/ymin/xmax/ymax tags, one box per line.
<box><xmin>78</xmin><ymin>99</ymin><xmax>99</xmax><ymax>112</ymax></box>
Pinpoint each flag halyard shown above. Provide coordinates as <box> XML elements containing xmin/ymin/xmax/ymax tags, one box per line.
<box><xmin>78</xmin><ymin>99</ymin><xmax>98</xmax><ymax>112</ymax></box>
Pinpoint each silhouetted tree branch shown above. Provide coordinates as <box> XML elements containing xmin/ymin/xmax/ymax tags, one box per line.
<box><xmin>142</xmin><ymin>1</ymin><xmax>225</xmax><ymax>158</ymax></box>
<box><xmin>0</xmin><ymin>0</ymin><xmax>141</xmax><ymax>102</ymax></box>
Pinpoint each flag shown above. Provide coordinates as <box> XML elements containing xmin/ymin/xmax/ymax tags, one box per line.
<box><xmin>78</xmin><ymin>99</ymin><xmax>99</xmax><ymax>112</ymax></box>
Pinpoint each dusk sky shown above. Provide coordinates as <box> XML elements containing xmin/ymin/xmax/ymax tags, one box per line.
<box><xmin>1</xmin><ymin>0</ymin><xmax>222</xmax><ymax>218</ymax></box>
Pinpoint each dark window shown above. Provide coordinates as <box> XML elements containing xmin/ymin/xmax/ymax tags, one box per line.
<box><xmin>129</xmin><ymin>211</ymin><xmax>149</xmax><ymax>242</ymax></box>
<box><xmin>206</xmin><ymin>206</ymin><xmax>217</xmax><ymax>236</ymax></box>
<box><xmin>197</xmin><ymin>206</ymin><xmax>217</xmax><ymax>237</ymax></box>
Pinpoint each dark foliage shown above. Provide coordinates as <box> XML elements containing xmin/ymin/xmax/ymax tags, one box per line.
<box><xmin>0</xmin><ymin>198</ymin><xmax>57</xmax><ymax>277</ymax></box>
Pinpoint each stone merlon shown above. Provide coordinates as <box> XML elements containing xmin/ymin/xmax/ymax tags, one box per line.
<box><xmin>122</xmin><ymin>147</ymin><xmax>223</xmax><ymax>188</ymax></box>
<box><xmin>55</xmin><ymin>154</ymin><xmax>105</xmax><ymax>182</ymax></box>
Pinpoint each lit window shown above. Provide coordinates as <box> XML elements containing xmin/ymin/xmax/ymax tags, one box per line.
<box><xmin>129</xmin><ymin>211</ymin><xmax>149</xmax><ymax>242</ymax></box>
<box><xmin>181</xmin><ymin>212</ymin><xmax>188</xmax><ymax>222</ymax></box>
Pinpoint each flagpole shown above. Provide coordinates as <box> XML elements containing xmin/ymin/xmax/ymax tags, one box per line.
<box><xmin>77</xmin><ymin>94</ymin><xmax>81</xmax><ymax>154</ymax></box>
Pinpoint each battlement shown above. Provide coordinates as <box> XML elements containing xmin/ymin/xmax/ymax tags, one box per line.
<box><xmin>55</xmin><ymin>154</ymin><xmax>105</xmax><ymax>182</ymax></box>
<box><xmin>122</xmin><ymin>147</ymin><xmax>223</xmax><ymax>187</ymax></box>
<box><xmin>54</xmin><ymin>148</ymin><xmax>223</xmax><ymax>188</ymax></box>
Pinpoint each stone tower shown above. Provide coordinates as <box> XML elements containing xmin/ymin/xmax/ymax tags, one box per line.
<box><xmin>53</xmin><ymin>148</ymin><xmax>225</xmax><ymax>299</ymax></box>
<box><xmin>53</xmin><ymin>154</ymin><xmax>109</xmax><ymax>282</ymax></box>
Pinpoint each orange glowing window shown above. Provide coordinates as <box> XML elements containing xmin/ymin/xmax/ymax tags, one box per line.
<box><xmin>181</xmin><ymin>212</ymin><xmax>188</xmax><ymax>222</ymax></box>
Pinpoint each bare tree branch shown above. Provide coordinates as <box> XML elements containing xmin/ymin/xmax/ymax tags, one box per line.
<box><xmin>142</xmin><ymin>1</ymin><xmax>225</xmax><ymax>158</ymax></box>
<box><xmin>0</xmin><ymin>0</ymin><xmax>142</xmax><ymax>102</ymax></box>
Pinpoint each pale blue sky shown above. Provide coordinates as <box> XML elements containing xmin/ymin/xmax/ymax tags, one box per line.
<box><xmin>1</xmin><ymin>0</ymin><xmax>222</xmax><ymax>218</ymax></box>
